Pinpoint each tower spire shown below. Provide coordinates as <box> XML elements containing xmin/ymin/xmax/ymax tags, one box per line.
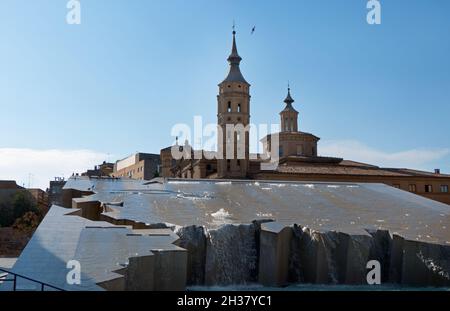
<box><xmin>284</xmin><ymin>84</ymin><xmax>295</xmax><ymax>106</ymax></box>
<box><xmin>280</xmin><ymin>85</ymin><xmax>299</xmax><ymax>132</ymax></box>
<box><xmin>222</xmin><ymin>26</ymin><xmax>248</xmax><ymax>84</ymax></box>
<box><xmin>228</xmin><ymin>28</ymin><xmax>242</xmax><ymax>65</ymax></box>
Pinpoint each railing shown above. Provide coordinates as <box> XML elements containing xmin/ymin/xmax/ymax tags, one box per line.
<box><xmin>0</xmin><ymin>267</ymin><xmax>65</xmax><ymax>291</ymax></box>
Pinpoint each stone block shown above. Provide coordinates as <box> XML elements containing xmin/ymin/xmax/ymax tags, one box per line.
<box><xmin>205</xmin><ymin>224</ymin><xmax>258</xmax><ymax>285</ymax></box>
<box><xmin>72</xmin><ymin>199</ymin><xmax>102</xmax><ymax>221</ymax></box>
<box><xmin>174</xmin><ymin>225</ymin><xmax>207</xmax><ymax>285</ymax></box>
<box><xmin>400</xmin><ymin>239</ymin><xmax>450</xmax><ymax>286</ymax></box>
<box><xmin>152</xmin><ymin>249</ymin><xmax>187</xmax><ymax>291</ymax></box>
<box><xmin>258</xmin><ymin>222</ymin><xmax>292</xmax><ymax>286</ymax></box>
<box><xmin>125</xmin><ymin>255</ymin><xmax>155</xmax><ymax>291</ymax></box>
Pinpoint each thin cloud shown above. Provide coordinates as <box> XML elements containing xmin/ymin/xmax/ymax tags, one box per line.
<box><xmin>320</xmin><ymin>140</ymin><xmax>450</xmax><ymax>170</ymax></box>
<box><xmin>0</xmin><ymin>148</ymin><xmax>109</xmax><ymax>190</ymax></box>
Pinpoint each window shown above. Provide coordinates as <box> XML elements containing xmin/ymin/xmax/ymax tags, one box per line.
<box><xmin>227</xmin><ymin>160</ymin><xmax>231</xmax><ymax>171</ymax></box>
<box><xmin>312</xmin><ymin>147</ymin><xmax>316</xmax><ymax>156</ymax></box>
<box><xmin>441</xmin><ymin>185</ymin><xmax>449</xmax><ymax>193</ymax></box>
<box><xmin>227</xmin><ymin>102</ymin><xmax>232</xmax><ymax>112</ymax></box>
<box><xmin>279</xmin><ymin>146</ymin><xmax>283</xmax><ymax>157</ymax></box>
<box><xmin>296</xmin><ymin>145</ymin><xmax>303</xmax><ymax>156</ymax></box>
<box><xmin>408</xmin><ymin>184</ymin><xmax>417</xmax><ymax>192</ymax></box>
<box><xmin>393</xmin><ymin>184</ymin><xmax>401</xmax><ymax>189</ymax></box>
<box><xmin>425</xmin><ymin>185</ymin><xmax>433</xmax><ymax>193</ymax></box>
<box><xmin>237</xmin><ymin>104</ymin><xmax>241</xmax><ymax>112</ymax></box>
<box><xmin>237</xmin><ymin>160</ymin><xmax>241</xmax><ymax>167</ymax></box>
<box><xmin>206</xmin><ymin>164</ymin><xmax>212</xmax><ymax>171</ymax></box>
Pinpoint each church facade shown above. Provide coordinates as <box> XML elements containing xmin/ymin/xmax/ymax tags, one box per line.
<box><xmin>160</xmin><ymin>31</ymin><xmax>450</xmax><ymax>205</ymax></box>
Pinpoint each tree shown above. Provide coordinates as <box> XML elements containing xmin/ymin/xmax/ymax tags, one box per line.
<box><xmin>13</xmin><ymin>211</ymin><xmax>40</xmax><ymax>234</ymax></box>
<box><xmin>12</xmin><ymin>191</ymin><xmax>39</xmax><ymax>220</ymax></box>
<box><xmin>0</xmin><ymin>202</ymin><xmax>13</xmax><ymax>227</ymax></box>
<box><xmin>0</xmin><ymin>191</ymin><xmax>40</xmax><ymax>227</ymax></box>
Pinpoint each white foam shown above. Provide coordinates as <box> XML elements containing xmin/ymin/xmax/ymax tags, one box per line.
<box><xmin>211</xmin><ymin>208</ymin><xmax>232</xmax><ymax>219</ymax></box>
<box><xmin>168</xmin><ymin>181</ymin><xmax>201</xmax><ymax>185</ymax></box>
<box><xmin>268</xmin><ymin>183</ymin><xmax>286</xmax><ymax>188</ymax></box>
<box><xmin>215</xmin><ymin>181</ymin><xmax>232</xmax><ymax>185</ymax></box>
<box><xmin>257</xmin><ymin>212</ymin><xmax>273</xmax><ymax>217</ymax></box>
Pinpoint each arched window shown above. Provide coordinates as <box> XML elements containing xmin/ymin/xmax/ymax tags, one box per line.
<box><xmin>237</xmin><ymin>104</ymin><xmax>241</xmax><ymax>112</ymax></box>
<box><xmin>227</xmin><ymin>102</ymin><xmax>232</xmax><ymax>112</ymax></box>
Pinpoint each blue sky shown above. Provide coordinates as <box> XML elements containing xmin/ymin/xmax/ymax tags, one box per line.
<box><xmin>0</xmin><ymin>0</ymin><xmax>449</xmax><ymax>188</ymax></box>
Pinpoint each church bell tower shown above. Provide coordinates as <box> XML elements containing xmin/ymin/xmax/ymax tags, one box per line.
<box><xmin>280</xmin><ymin>86</ymin><xmax>299</xmax><ymax>132</ymax></box>
<box><xmin>217</xmin><ymin>29</ymin><xmax>251</xmax><ymax>178</ymax></box>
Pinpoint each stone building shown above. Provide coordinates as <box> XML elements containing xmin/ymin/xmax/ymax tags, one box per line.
<box><xmin>0</xmin><ymin>180</ymin><xmax>48</xmax><ymax>214</ymax></box>
<box><xmin>160</xmin><ymin>30</ymin><xmax>450</xmax><ymax>205</ymax></box>
<box><xmin>82</xmin><ymin>161</ymin><xmax>114</xmax><ymax>177</ymax></box>
<box><xmin>48</xmin><ymin>177</ymin><xmax>66</xmax><ymax>207</ymax></box>
<box><xmin>112</xmin><ymin>152</ymin><xmax>161</xmax><ymax>180</ymax></box>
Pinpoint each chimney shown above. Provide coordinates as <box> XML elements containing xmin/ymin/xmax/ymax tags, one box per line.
<box><xmin>435</xmin><ymin>169</ymin><xmax>441</xmax><ymax>174</ymax></box>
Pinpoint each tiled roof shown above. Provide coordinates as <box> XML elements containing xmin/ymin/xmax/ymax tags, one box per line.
<box><xmin>275</xmin><ymin>164</ymin><xmax>409</xmax><ymax>176</ymax></box>
<box><xmin>385</xmin><ymin>168</ymin><xmax>450</xmax><ymax>178</ymax></box>
<box><xmin>268</xmin><ymin>159</ymin><xmax>450</xmax><ymax>178</ymax></box>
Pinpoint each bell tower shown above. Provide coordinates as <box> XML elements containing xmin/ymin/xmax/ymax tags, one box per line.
<box><xmin>280</xmin><ymin>86</ymin><xmax>299</xmax><ymax>132</ymax></box>
<box><xmin>217</xmin><ymin>29</ymin><xmax>251</xmax><ymax>178</ymax></box>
